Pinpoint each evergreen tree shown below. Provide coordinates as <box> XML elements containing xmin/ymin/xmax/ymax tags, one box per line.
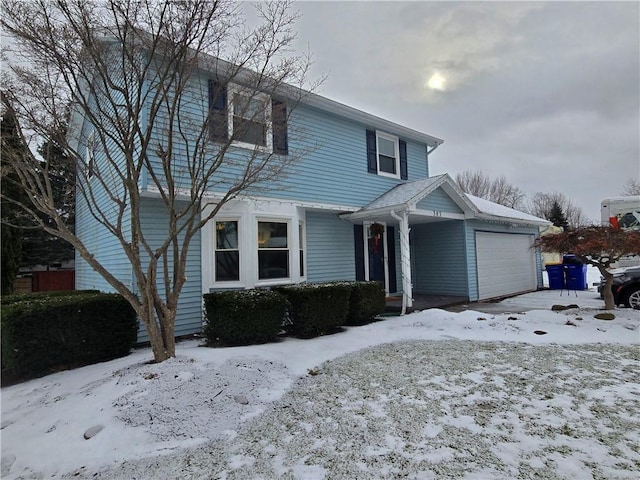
<box><xmin>1</xmin><ymin>96</ymin><xmax>26</xmax><ymax>294</ymax></box>
<box><xmin>20</xmin><ymin>131</ymin><xmax>76</xmax><ymax>268</ymax></box>
<box><xmin>548</xmin><ymin>200</ymin><xmax>569</xmax><ymax>230</ymax></box>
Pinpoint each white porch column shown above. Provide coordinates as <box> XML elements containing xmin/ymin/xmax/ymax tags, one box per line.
<box><xmin>391</xmin><ymin>210</ymin><xmax>413</xmax><ymax>314</ymax></box>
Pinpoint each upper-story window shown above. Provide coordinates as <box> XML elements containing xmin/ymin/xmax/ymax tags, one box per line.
<box><xmin>366</xmin><ymin>129</ymin><xmax>408</xmax><ymax>180</ymax></box>
<box><xmin>229</xmin><ymin>85</ymin><xmax>271</xmax><ymax>149</ymax></box>
<box><xmin>208</xmin><ymin>80</ymin><xmax>288</xmax><ymax>155</ymax></box>
<box><xmin>376</xmin><ymin>132</ymin><xmax>399</xmax><ymax>178</ymax></box>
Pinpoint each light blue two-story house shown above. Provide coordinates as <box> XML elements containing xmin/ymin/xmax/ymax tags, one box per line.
<box><xmin>74</xmin><ymin>51</ymin><xmax>549</xmax><ymax>342</ymax></box>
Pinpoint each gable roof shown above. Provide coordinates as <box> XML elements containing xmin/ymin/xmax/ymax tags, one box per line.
<box><xmin>345</xmin><ymin>173</ymin><xmax>550</xmax><ymax>227</ymax></box>
<box><xmin>362</xmin><ymin>174</ymin><xmax>476</xmax><ymax>213</ymax></box>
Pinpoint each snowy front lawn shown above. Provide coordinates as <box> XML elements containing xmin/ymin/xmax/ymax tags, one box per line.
<box><xmin>2</xmin><ymin>271</ymin><xmax>639</xmax><ymax>479</ymax></box>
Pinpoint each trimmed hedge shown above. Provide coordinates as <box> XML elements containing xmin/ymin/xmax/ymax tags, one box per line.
<box><xmin>0</xmin><ymin>289</ymin><xmax>100</xmax><ymax>306</ymax></box>
<box><xmin>274</xmin><ymin>283</ymin><xmax>351</xmax><ymax>338</ymax></box>
<box><xmin>203</xmin><ymin>289</ymin><xmax>288</xmax><ymax>346</ymax></box>
<box><xmin>344</xmin><ymin>281</ymin><xmax>386</xmax><ymax>326</ymax></box>
<box><xmin>1</xmin><ymin>292</ymin><xmax>137</xmax><ymax>384</ymax></box>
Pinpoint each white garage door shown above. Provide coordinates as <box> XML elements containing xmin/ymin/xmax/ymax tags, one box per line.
<box><xmin>476</xmin><ymin>232</ymin><xmax>537</xmax><ymax>300</ymax></box>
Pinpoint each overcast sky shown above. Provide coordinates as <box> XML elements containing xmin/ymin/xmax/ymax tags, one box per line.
<box><xmin>289</xmin><ymin>1</ymin><xmax>639</xmax><ymax>223</ymax></box>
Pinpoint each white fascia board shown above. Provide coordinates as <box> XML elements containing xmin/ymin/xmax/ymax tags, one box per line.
<box><xmin>475</xmin><ymin>213</ymin><xmax>551</xmax><ymax>228</ymax></box>
<box><xmin>404</xmin><ymin>174</ymin><xmax>479</xmax><ymax>215</ymax></box>
<box><xmin>411</xmin><ymin>208</ymin><xmax>467</xmax><ymax>221</ymax></box>
<box><xmin>341</xmin><ymin>204</ymin><xmax>408</xmax><ymax>221</ymax></box>
<box><xmin>433</xmin><ymin>176</ymin><xmax>480</xmax><ymax>215</ymax></box>
<box><xmin>142</xmin><ymin>186</ymin><xmax>359</xmax><ymax>213</ymax></box>
<box><xmin>301</xmin><ymin>93</ymin><xmax>444</xmax><ymax>148</ymax></box>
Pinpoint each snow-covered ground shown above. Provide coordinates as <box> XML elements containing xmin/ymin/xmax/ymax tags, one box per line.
<box><xmin>1</xmin><ymin>267</ymin><xmax>639</xmax><ymax>479</ymax></box>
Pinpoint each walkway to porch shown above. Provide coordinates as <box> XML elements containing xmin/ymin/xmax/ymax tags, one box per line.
<box><xmin>384</xmin><ymin>294</ymin><xmax>468</xmax><ymax>314</ymax></box>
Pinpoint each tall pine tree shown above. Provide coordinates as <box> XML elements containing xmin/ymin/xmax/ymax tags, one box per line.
<box><xmin>1</xmin><ymin>96</ymin><xmax>26</xmax><ymax>294</ymax></box>
<box><xmin>548</xmin><ymin>200</ymin><xmax>569</xmax><ymax>230</ymax></box>
<box><xmin>20</xmin><ymin>130</ymin><xmax>76</xmax><ymax>268</ymax></box>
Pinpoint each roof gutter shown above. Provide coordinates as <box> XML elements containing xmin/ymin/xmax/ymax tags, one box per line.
<box><xmin>427</xmin><ymin>142</ymin><xmax>442</xmax><ymax>156</ymax></box>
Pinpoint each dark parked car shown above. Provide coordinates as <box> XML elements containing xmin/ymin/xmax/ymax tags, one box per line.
<box><xmin>598</xmin><ymin>266</ymin><xmax>640</xmax><ymax>308</ymax></box>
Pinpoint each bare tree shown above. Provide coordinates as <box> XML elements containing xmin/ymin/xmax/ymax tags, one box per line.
<box><xmin>1</xmin><ymin>0</ymin><xmax>317</xmax><ymax>362</ymax></box>
<box><xmin>620</xmin><ymin>178</ymin><xmax>640</xmax><ymax>196</ymax></box>
<box><xmin>454</xmin><ymin>170</ymin><xmax>525</xmax><ymax>209</ymax></box>
<box><xmin>527</xmin><ymin>192</ymin><xmax>588</xmax><ymax>230</ymax></box>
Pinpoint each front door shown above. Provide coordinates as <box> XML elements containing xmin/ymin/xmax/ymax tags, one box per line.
<box><xmin>365</xmin><ymin>222</ymin><xmax>388</xmax><ymax>292</ymax></box>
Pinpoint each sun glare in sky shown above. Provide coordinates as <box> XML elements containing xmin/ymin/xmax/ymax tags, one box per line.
<box><xmin>426</xmin><ymin>72</ymin><xmax>446</xmax><ymax>91</ymax></box>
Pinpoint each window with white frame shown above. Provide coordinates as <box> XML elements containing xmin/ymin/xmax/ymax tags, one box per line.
<box><xmin>257</xmin><ymin>221</ymin><xmax>289</xmax><ymax>280</ymax></box>
<box><xmin>376</xmin><ymin>131</ymin><xmax>399</xmax><ymax>178</ymax></box>
<box><xmin>215</xmin><ymin>220</ymin><xmax>240</xmax><ymax>281</ymax></box>
<box><xmin>298</xmin><ymin>221</ymin><xmax>305</xmax><ymax>277</ymax></box>
<box><xmin>85</xmin><ymin>132</ymin><xmax>96</xmax><ymax>178</ymax></box>
<box><xmin>229</xmin><ymin>85</ymin><xmax>271</xmax><ymax>149</ymax></box>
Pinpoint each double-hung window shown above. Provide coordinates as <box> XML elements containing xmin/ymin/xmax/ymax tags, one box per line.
<box><xmin>209</xmin><ymin>80</ymin><xmax>288</xmax><ymax>154</ymax></box>
<box><xmin>229</xmin><ymin>85</ymin><xmax>272</xmax><ymax>150</ymax></box>
<box><xmin>258</xmin><ymin>221</ymin><xmax>289</xmax><ymax>280</ymax></box>
<box><xmin>215</xmin><ymin>221</ymin><xmax>240</xmax><ymax>282</ymax></box>
<box><xmin>366</xmin><ymin>129</ymin><xmax>407</xmax><ymax>180</ymax></box>
<box><xmin>376</xmin><ymin>131</ymin><xmax>400</xmax><ymax>178</ymax></box>
<box><xmin>298</xmin><ymin>222</ymin><xmax>305</xmax><ymax>278</ymax></box>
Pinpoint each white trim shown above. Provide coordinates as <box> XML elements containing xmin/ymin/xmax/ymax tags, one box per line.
<box><xmin>85</xmin><ymin>131</ymin><xmax>96</xmax><ymax>178</ymax></box>
<box><xmin>213</xmin><ymin>218</ymin><xmax>241</xmax><ymax>284</ymax></box>
<box><xmin>299</xmin><ymin>90</ymin><xmax>444</xmax><ymax>148</ymax></box>
<box><xmin>375</xmin><ymin>130</ymin><xmax>400</xmax><ymax>179</ymax></box>
<box><xmin>201</xmin><ymin>198</ymin><xmax>307</xmax><ymax>293</ymax></box>
<box><xmin>143</xmin><ymin>186</ymin><xmax>359</xmax><ymax>214</ymax></box>
<box><xmin>298</xmin><ymin>220</ymin><xmax>307</xmax><ymax>281</ymax></box>
<box><xmin>412</xmin><ymin>208</ymin><xmax>467</xmax><ymax>220</ymax></box>
<box><xmin>363</xmin><ymin>221</ymin><xmax>389</xmax><ymax>293</ymax></box>
<box><xmin>227</xmin><ymin>83</ymin><xmax>273</xmax><ymax>153</ymax></box>
<box><xmin>255</xmin><ymin>217</ymin><xmax>292</xmax><ymax>284</ymax></box>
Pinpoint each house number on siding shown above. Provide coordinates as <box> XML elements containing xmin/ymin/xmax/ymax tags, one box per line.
<box><xmin>432</xmin><ymin>210</ymin><xmax>442</xmax><ymax>217</ymax></box>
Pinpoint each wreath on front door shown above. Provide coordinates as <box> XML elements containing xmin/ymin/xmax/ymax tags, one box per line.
<box><xmin>370</xmin><ymin>223</ymin><xmax>384</xmax><ymax>254</ymax></box>
<box><xmin>370</xmin><ymin>222</ymin><xmax>385</xmax><ymax>236</ymax></box>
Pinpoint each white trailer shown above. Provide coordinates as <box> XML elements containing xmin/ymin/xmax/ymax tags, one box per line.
<box><xmin>601</xmin><ymin>196</ymin><xmax>640</xmax><ymax>267</ymax></box>
<box><xmin>601</xmin><ymin>196</ymin><xmax>640</xmax><ymax>229</ymax></box>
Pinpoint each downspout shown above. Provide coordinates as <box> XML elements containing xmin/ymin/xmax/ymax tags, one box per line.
<box><xmin>390</xmin><ymin>209</ymin><xmax>413</xmax><ymax>315</ymax></box>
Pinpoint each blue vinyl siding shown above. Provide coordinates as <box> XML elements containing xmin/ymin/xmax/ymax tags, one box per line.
<box><xmin>144</xmin><ymin>72</ymin><xmax>432</xmax><ymax>208</ymax></box>
<box><xmin>137</xmin><ymin>197</ymin><xmax>203</xmax><ymax>342</ymax></box>
<box><xmin>74</xmin><ymin>196</ymin><xmax>133</xmax><ymax>293</ymax></box>
<box><xmin>411</xmin><ymin>221</ymin><xmax>468</xmax><ymax>297</ymax></box>
<box><xmin>305</xmin><ymin>211</ymin><xmax>355</xmax><ymax>283</ymax></box>
<box><xmin>464</xmin><ymin>220</ymin><xmax>543</xmax><ymax>301</ymax></box>
<box><xmin>75</xmin><ymin>115</ymin><xmax>133</xmax><ymax>294</ymax></box>
<box><xmin>260</xmin><ymin>104</ymin><xmax>430</xmax><ymax>206</ymax></box>
<box><xmin>416</xmin><ymin>187</ymin><xmax>464</xmax><ymax>214</ymax></box>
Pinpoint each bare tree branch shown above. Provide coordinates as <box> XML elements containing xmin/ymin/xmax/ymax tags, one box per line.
<box><xmin>455</xmin><ymin>170</ymin><xmax>525</xmax><ymax>209</ymax></box>
<box><xmin>1</xmin><ymin>0</ymin><xmax>318</xmax><ymax>362</ymax></box>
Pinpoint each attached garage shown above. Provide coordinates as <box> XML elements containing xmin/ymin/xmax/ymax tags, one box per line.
<box><xmin>475</xmin><ymin>231</ymin><xmax>537</xmax><ymax>300</ymax></box>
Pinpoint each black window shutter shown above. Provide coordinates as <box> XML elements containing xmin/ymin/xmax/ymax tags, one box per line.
<box><xmin>354</xmin><ymin>224</ymin><xmax>365</xmax><ymax>281</ymax></box>
<box><xmin>399</xmin><ymin>140</ymin><xmax>408</xmax><ymax>180</ymax></box>
<box><xmin>272</xmin><ymin>100</ymin><xmax>288</xmax><ymax>155</ymax></box>
<box><xmin>208</xmin><ymin>79</ymin><xmax>227</xmax><ymax>141</ymax></box>
<box><xmin>366</xmin><ymin>129</ymin><xmax>377</xmax><ymax>173</ymax></box>
<box><xmin>387</xmin><ymin>226</ymin><xmax>397</xmax><ymax>293</ymax></box>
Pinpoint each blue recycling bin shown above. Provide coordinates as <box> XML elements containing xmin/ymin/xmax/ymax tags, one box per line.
<box><xmin>565</xmin><ymin>264</ymin><xmax>588</xmax><ymax>291</ymax></box>
<box><xmin>546</xmin><ymin>264</ymin><xmax>565</xmax><ymax>290</ymax></box>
